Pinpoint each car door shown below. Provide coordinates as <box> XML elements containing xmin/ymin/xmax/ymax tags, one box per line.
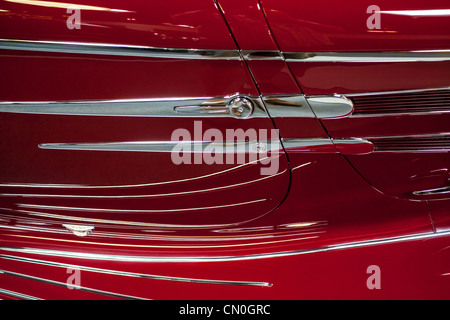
<box><xmin>259</xmin><ymin>0</ymin><xmax>450</xmax><ymax>230</ymax></box>
<box><xmin>0</xmin><ymin>0</ymin><xmax>290</xmax><ymax>231</ymax></box>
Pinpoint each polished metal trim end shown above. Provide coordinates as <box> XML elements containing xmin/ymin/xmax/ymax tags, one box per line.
<box><xmin>0</xmin><ymin>38</ymin><xmax>241</xmax><ymax>60</ymax></box>
<box><xmin>306</xmin><ymin>95</ymin><xmax>354</xmax><ymax>119</ymax></box>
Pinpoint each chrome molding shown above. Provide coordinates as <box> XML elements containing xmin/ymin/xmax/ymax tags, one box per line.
<box><xmin>2</xmin><ymin>230</ymin><xmax>448</xmax><ymax>263</ymax></box>
<box><xmin>413</xmin><ymin>186</ymin><xmax>450</xmax><ymax>196</ymax></box>
<box><xmin>38</xmin><ymin>140</ymin><xmax>282</xmax><ymax>153</ymax></box>
<box><xmin>3</xmin><ymin>39</ymin><xmax>448</xmax><ymax>64</ymax></box>
<box><xmin>0</xmin><ymin>96</ymin><xmax>268</xmax><ymax>118</ymax></box>
<box><xmin>241</xmin><ymin>50</ymin><xmax>284</xmax><ymax>60</ymax></box>
<box><xmin>281</xmin><ymin>137</ymin><xmax>374</xmax><ymax>155</ymax></box>
<box><xmin>0</xmin><ymin>288</ymin><xmax>42</xmax><ymax>300</ymax></box>
<box><xmin>0</xmin><ymin>254</ymin><xmax>271</xmax><ymax>287</ymax></box>
<box><xmin>283</xmin><ymin>51</ymin><xmax>450</xmax><ymax>63</ymax></box>
<box><xmin>306</xmin><ymin>95</ymin><xmax>354</xmax><ymax>119</ymax></box>
<box><xmin>39</xmin><ymin>138</ymin><xmax>373</xmax><ymax>155</ymax></box>
<box><xmin>0</xmin><ymin>269</ymin><xmax>148</xmax><ymax>299</ymax></box>
<box><xmin>282</xmin><ymin>138</ymin><xmax>332</xmax><ymax>149</ymax></box>
<box><xmin>0</xmin><ymin>38</ymin><xmax>241</xmax><ymax>60</ymax></box>
<box><xmin>262</xmin><ymin>95</ymin><xmax>316</xmax><ymax>118</ymax></box>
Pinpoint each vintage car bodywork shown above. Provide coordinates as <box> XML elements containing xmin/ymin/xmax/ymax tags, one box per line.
<box><xmin>0</xmin><ymin>0</ymin><xmax>449</xmax><ymax>299</ymax></box>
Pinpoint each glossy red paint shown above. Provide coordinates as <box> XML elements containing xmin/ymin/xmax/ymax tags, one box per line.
<box><xmin>0</xmin><ymin>0</ymin><xmax>236</xmax><ymax>49</ymax></box>
<box><xmin>430</xmin><ymin>200</ymin><xmax>450</xmax><ymax>232</ymax></box>
<box><xmin>0</xmin><ymin>51</ymin><xmax>257</xmax><ymax>101</ymax></box>
<box><xmin>320</xmin><ymin>113</ymin><xmax>450</xmax><ymax>199</ymax></box>
<box><xmin>259</xmin><ymin>0</ymin><xmax>450</xmax><ymax>52</ymax></box>
<box><xmin>288</xmin><ymin>61</ymin><xmax>450</xmax><ymax>95</ymax></box>
<box><xmin>0</xmin><ymin>0</ymin><xmax>449</xmax><ymax>300</ymax></box>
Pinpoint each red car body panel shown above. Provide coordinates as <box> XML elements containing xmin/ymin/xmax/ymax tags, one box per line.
<box><xmin>0</xmin><ymin>0</ymin><xmax>449</xmax><ymax>299</ymax></box>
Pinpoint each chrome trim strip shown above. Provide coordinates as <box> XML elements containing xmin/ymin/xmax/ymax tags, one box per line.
<box><xmin>2</xmin><ymin>230</ymin><xmax>447</xmax><ymax>263</ymax></box>
<box><xmin>1</xmin><ymin>39</ymin><xmax>449</xmax><ymax>64</ymax></box>
<box><xmin>0</xmin><ymin>269</ymin><xmax>148</xmax><ymax>299</ymax></box>
<box><xmin>262</xmin><ymin>95</ymin><xmax>316</xmax><ymax>118</ymax></box>
<box><xmin>413</xmin><ymin>186</ymin><xmax>450</xmax><ymax>196</ymax></box>
<box><xmin>284</xmin><ymin>51</ymin><xmax>450</xmax><ymax>62</ymax></box>
<box><xmin>0</xmin><ymin>38</ymin><xmax>242</xmax><ymax>60</ymax></box>
<box><xmin>241</xmin><ymin>50</ymin><xmax>284</xmax><ymax>60</ymax></box>
<box><xmin>306</xmin><ymin>95</ymin><xmax>354</xmax><ymax>118</ymax></box>
<box><xmin>282</xmin><ymin>138</ymin><xmax>333</xmax><ymax>149</ymax></box>
<box><xmin>0</xmin><ymin>288</ymin><xmax>42</xmax><ymax>300</ymax></box>
<box><xmin>38</xmin><ymin>140</ymin><xmax>282</xmax><ymax>153</ymax></box>
<box><xmin>0</xmin><ymin>96</ymin><xmax>268</xmax><ymax>118</ymax></box>
<box><xmin>281</xmin><ymin>137</ymin><xmax>373</xmax><ymax>151</ymax></box>
<box><xmin>0</xmin><ymin>254</ymin><xmax>271</xmax><ymax>287</ymax></box>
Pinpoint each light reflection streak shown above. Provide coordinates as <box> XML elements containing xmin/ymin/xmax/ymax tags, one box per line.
<box><xmin>380</xmin><ymin>9</ymin><xmax>450</xmax><ymax>17</ymax></box>
<box><xmin>292</xmin><ymin>161</ymin><xmax>313</xmax><ymax>171</ymax></box>
<box><xmin>5</xmin><ymin>0</ymin><xmax>133</xmax><ymax>12</ymax></box>
<box><xmin>14</xmin><ymin>209</ymin><xmax>235</xmax><ymax>228</ymax></box>
<box><xmin>0</xmin><ymin>156</ymin><xmax>273</xmax><ymax>189</ymax></box>
<box><xmin>0</xmin><ymin>169</ymin><xmax>286</xmax><ymax>199</ymax></box>
<box><xmin>1</xmin><ymin>231</ymin><xmax>450</xmax><ymax>263</ymax></box>
<box><xmin>0</xmin><ymin>222</ymin><xmax>323</xmax><ymax>242</ymax></box>
<box><xmin>2</xmin><ymin>233</ymin><xmax>319</xmax><ymax>249</ymax></box>
<box><xmin>17</xmin><ymin>199</ymin><xmax>267</xmax><ymax>213</ymax></box>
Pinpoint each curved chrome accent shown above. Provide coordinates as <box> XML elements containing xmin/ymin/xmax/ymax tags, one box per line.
<box><xmin>284</xmin><ymin>51</ymin><xmax>450</xmax><ymax>63</ymax></box>
<box><xmin>306</xmin><ymin>95</ymin><xmax>354</xmax><ymax>119</ymax></box>
<box><xmin>413</xmin><ymin>186</ymin><xmax>450</xmax><ymax>196</ymax></box>
<box><xmin>1</xmin><ymin>231</ymin><xmax>448</xmax><ymax>262</ymax></box>
<box><xmin>0</xmin><ymin>269</ymin><xmax>148</xmax><ymax>299</ymax></box>
<box><xmin>0</xmin><ymin>38</ymin><xmax>241</xmax><ymax>60</ymax></box>
<box><xmin>0</xmin><ymin>254</ymin><xmax>272</xmax><ymax>287</ymax></box>
<box><xmin>0</xmin><ymin>288</ymin><xmax>42</xmax><ymax>300</ymax></box>
<box><xmin>0</xmin><ymin>96</ymin><xmax>268</xmax><ymax>118</ymax></box>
